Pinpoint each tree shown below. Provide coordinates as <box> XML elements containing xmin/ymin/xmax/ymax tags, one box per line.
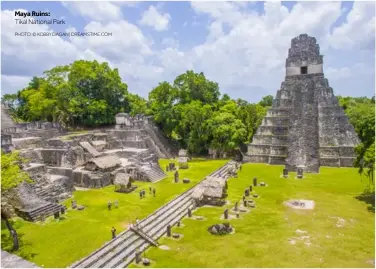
<box><xmin>346</xmin><ymin>103</ymin><xmax>375</xmax><ymax>185</ymax></box>
<box><xmin>258</xmin><ymin>95</ymin><xmax>273</xmax><ymax>107</ymax></box>
<box><xmin>14</xmin><ymin>60</ymin><xmax>134</xmax><ymax>127</ymax></box>
<box><xmin>339</xmin><ymin>96</ymin><xmax>375</xmax><ymax>186</ymax></box>
<box><xmin>173</xmin><ymin>70</ymin><xmax>220</xmax><ymax>104</ymax></box>
<box><xmin>1</xmin><ymin>151</ymin><xmax>31</xmax><ymax>251</ymax></box>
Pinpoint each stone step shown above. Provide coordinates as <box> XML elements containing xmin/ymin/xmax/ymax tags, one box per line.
<box><xmin>117</xmin><ymin>202</ymin><xmax>196</xmax><ymax>268</ymax></box>
<box><xmin>256</xmin><ymin>126</ymin><xmax>289</xmax><ymax>136</ymax></box>
<box><xmin>77</xmin><ymin>192</ymin><xmax>195</xmax><ymax>268</ymax></box>
<box><xmin>71</xmin><ymin>182</ymin><xmax>198</xmax><ymax>267</ymax></box>
<box><xmin>17</xmin><ymin>203</ymin><xmax>65</xmax><ymax>222</ymax></box>
<box><xmin>102</xmin><ymin>200</ymin><xmax>196</xmax><ymax>268</ymax></box>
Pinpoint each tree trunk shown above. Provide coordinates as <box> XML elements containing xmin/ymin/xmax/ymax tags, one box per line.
<box><xmin>1</xmin><ymin>209</ymin><xmax>19</xmax><ymax>251</ymax></box>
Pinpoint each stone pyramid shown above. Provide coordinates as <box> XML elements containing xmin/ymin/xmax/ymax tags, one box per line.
<box><xmin>245</xmin><ymin>34</ymin><xmax>360</xmax><ymax>173</ymax></box>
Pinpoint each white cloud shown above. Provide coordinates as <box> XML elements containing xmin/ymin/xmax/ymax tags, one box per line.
<box><xmin>139</xmin><ymin>5</ymin><xmax>171</xmax><ymax>31</ymax></box>
<box><xmin>327</xmin><ymin>1</ymin><xmax>375</xmax><ymax>50</ymax></box>
<box><xmin>1</xmin><ymin>75</ymin><xmax>32</xmax><ymax>95</ymax></box>
<box><xmin>62</xmin><ymin>1</ymin><xmax>123</xmax><ymax>21</ymax></box>
<box><xmin>1</xmin><ymin>2</ymin><xmax>374</xmax><ymax>101</ymax></box>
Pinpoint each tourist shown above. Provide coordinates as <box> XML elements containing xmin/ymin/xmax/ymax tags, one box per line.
<box><xmin>136</xmin><ymin>218</ymin><xmax>139</xmax><ymax>226</ymax></box>
<box><xmin>108</xmin><ymin>201</ymin><xmax>112</xmax><ymax>211</ymax></box>
<box><xmin>114</xmin><ymin>200</ymin><xmax>118</xmax><ymax>208</ymax></box>
<box><xmin>150</xmin><ymin>161</ymin><xmax>153</xmax><ymax>167</ymax></box>
<box><xmin>149</xmin><ymin>186</ymin><xmax>152</xmax><ymax>193</ymax></box>
<box><xmin>139</xmin><ymin>190</ymin><xmax>142</xmax><ymax>199</ymax></box>
<box><xmin>153</xmin><ymin>188</ymin><xmax>156</xmax><ymax>197</ymax></box>
<box><xmin>111</xmin><ymin>227</ymin><xmax>116</xmax><ymax>239</ymax></box>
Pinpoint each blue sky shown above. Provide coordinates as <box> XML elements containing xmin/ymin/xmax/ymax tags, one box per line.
<box><xmin>1</xmin><ymin>1</ymin><xmax>375</xmax><ymax>102</ymax></box>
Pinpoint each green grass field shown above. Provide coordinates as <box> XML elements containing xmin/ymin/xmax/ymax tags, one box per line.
<box><xmin>130</xmin><ymin>163</ymin><xmax>375</xmax><ymax>268</ymax></box>
<box><xmin>1</xmin><ymin>159</ymin><xmax>227</xmax><ymax>268</ymax></box>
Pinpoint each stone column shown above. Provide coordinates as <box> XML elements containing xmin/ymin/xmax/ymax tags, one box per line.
<box><xmin>60</xmin><ymin>207</ymin><xmax>65</xmax><ymax>214</ymax></box>
<box><xmin>253</xmin><ymin>177</ymin><xmax>257</xmax><ymax>186</ymax></box>
<box><xmin>135</xmin><ymin>249</ymin><xmax>142</xmax><ymax>264</ymax></box>
<box><xmin>54</xmin><ymin>212</ymin><xmax>60</xmax><ymax>219</ymax></box>
<box><xmin>297</xmin><ymin>168</ymin><xmax>303</xmax><ymax>179</ymax></box>
<box><xmin>243</xmin><ymin>200</ymin><xmax>247</xmax><ymax>207</ymax></box>
<box><xmin>249</xmin><ymin>185</ymin><xmax>253</xmax><ymax>192</ymax></box>
<box><xmin>224</xmin><ymin>209</ymin><xmax>229</xmax><ymax>219</ymax></box>
<box><xmin>166</xmin><ymin>225</ymin><xmax>171</xmax><ymax>237</ymax></box>
<box><xmin>245</xmin><ymin>189</ymin><xmax>250</xmax><ymax>196</ymax></box>
<box><xmin>283</xmin><ymin>168</ymin><xmax>288</xmax><ymax>178</ymax></box>
<box><xmin>177</xmin><ymin>221</ymin><xmax>181</xmax><ymax>227</ymax></box>
<box><xmin>234</xmin><ymin>202</ymin><xmax>238</xmax><ymax>211</ymax></box>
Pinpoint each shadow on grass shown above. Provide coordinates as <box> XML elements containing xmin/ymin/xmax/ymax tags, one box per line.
<box><xmin>1</xmin><ymin>220</ymin><xmax>38</xmax><ymax>261</ymax></box>
<box><xmin>355</xmin><ymin>190</ymin><xmax>375</xmax><ymax>213</ymax></box>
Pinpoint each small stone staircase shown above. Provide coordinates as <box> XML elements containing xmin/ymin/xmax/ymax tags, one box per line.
<box><xmin>141</xmin><ymin>165</ymin><xmax>166</xmax><ymax>183</ymax></box>
<box><xmin>16</xmin><ymin>203</ymin><xmax>66</xmax><ymax>222</ymax></box>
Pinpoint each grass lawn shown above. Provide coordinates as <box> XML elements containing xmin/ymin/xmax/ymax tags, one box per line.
<box><xmin>132</xmin><ymin>163</ymin><xmax>375</xmax><ymax>268</ymax></box>
<box><xmin>1</xmin><ymin>159</ymin><xmax>228</xmax><ymax>268</ymax></box>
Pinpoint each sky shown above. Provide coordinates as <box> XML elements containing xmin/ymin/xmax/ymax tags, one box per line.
<box><xmin>1</xmin><ymin>1</ymin><xmax>375</xmax><ymax>103</ymax></box>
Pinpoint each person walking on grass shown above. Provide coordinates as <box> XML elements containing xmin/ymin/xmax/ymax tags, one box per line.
<box><xmin>111</xmin><ymin>227</ymin><xmax>116</xmax><ymax>239</ymax></box>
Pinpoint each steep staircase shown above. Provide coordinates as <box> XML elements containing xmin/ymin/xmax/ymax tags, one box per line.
<box><xmin>141</xmin><ymin>165</ymin><xmax>166</xmax><ymax>183</ymax></box>
<box><xmin>71</xmin><ymin>162</ymin><xmax>234</xmax><ymax>268</ymax></box>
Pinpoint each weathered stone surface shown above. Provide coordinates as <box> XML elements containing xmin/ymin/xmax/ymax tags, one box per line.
<box><xmin>208</xmin><ymin>223</ymin><xmax>233</xmax><ymax>235</ymax></box>
<box><xmin>1</xmin><ymin>250</ymin><xmax>40</xmax><ymax>268</ymax></box>
<box><xmin>182</xmin><ymin>178</ymin><xmax>190</xmax><ymax>184</ymax></box>
<box><xmin>245</xmin><ymin>34</ymin><xmax>360</xmax><ymax>173</ymax></box>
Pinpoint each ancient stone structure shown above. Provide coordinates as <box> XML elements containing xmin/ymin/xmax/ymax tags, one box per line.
<box><xmin>191</xmin><ymin>175</ymin><xmax>229</xmax><ymax>206</ymax></box>
<box><xmin>283</xmin><ymin>168</ymin><xmax>289</xmax><ymax>178</ymax></box>
<box><xmin>245</xmin><ymin>34</ymin><xmax>360</xmax><ymax>173</ymax></box>
<box><xmin>178</xmin><ymin>149</ymin><xmax>189</xmax><ymax>169</ymax></box>
<box><xmin>1</xmin><ymin>109</ymin><xmax>178</xmax><ymax>222</ymax></box>
<box><xmin>114</xmin><ymin>173</ymin><xmax>136</xmax><ymax>193</ymax></box>
<box><xmin>208</xmin><ymin>223</ymin><xmax>233</xmax><ymax>235</ymax></box>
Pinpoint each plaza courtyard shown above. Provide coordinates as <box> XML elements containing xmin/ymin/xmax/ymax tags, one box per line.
<box><xmin>2</xmin><ymin>161</ymin><xmax>374</xmax><ymax>268</ymax></box>
<box><xmin>133</xmin><ymin>163</ymin><xmax>374</xmax><ymax>268</ymax></box>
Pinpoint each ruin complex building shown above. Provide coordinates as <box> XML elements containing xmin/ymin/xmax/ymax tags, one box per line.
<box><xmin>1</xmin><ymin>109</ymin><xmax>177</xmax><ymax>221</ymax></box>
<box><xmin>245</xmin><ymin>34</ymin><xmax>360</xmax><ymax>173</ymax></box>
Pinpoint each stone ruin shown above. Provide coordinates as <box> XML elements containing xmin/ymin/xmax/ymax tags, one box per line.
<box><xmin>285</xmin><ymin>199</ymin><xmax>315</xmax><ymax>210</ymax></box>
<box><xmin>1</xmin><ymin>110</ymin><xmax>178</xmax><ymax>222</ymax></box>
<box><xmin>245</xmin><ymin>34</ymin><xmax>360</xmax><ymax>173</ymax></box>
<box><xmin>208</xmin><ymin>223</ymin><xmax>233</xmax><ymax>236</ymax></box>
<box><xmin>178</xmin><ymin>149</ymin><xmax>189</xmax><ymax>169</ymax></box>
<box><xmin>192</xmin><ymin>176</ymin><xmax>227</xmax><ymax>206</ymax></box>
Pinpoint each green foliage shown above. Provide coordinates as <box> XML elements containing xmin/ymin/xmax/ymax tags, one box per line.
<box><xmin>339</xmin><ymin>96</ymin><xmax>375</xmax><ymax>185</ymax></box>
<box><xmin>1</xmin><ymin>151</ymin><xmax>31</xmax><ymax>192</ymax></box>
<box><xmin>136</xmin><ymin>164</ymin><xmax>374</xmax><ymax>268</ymax></box>
<box><xmin>13</xmin><ymin>61</ymin><xmax>146</xmax><ymax>127</ymax></box>
<box><xmin>148</xmin><ymin>71</ymin><xmax>267</xmax><ymax>155</ymax></box>
<box><xmin>258</xmin><ymin>95</ymin><xmax>273</xmax><ymax>107</ymax></box>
